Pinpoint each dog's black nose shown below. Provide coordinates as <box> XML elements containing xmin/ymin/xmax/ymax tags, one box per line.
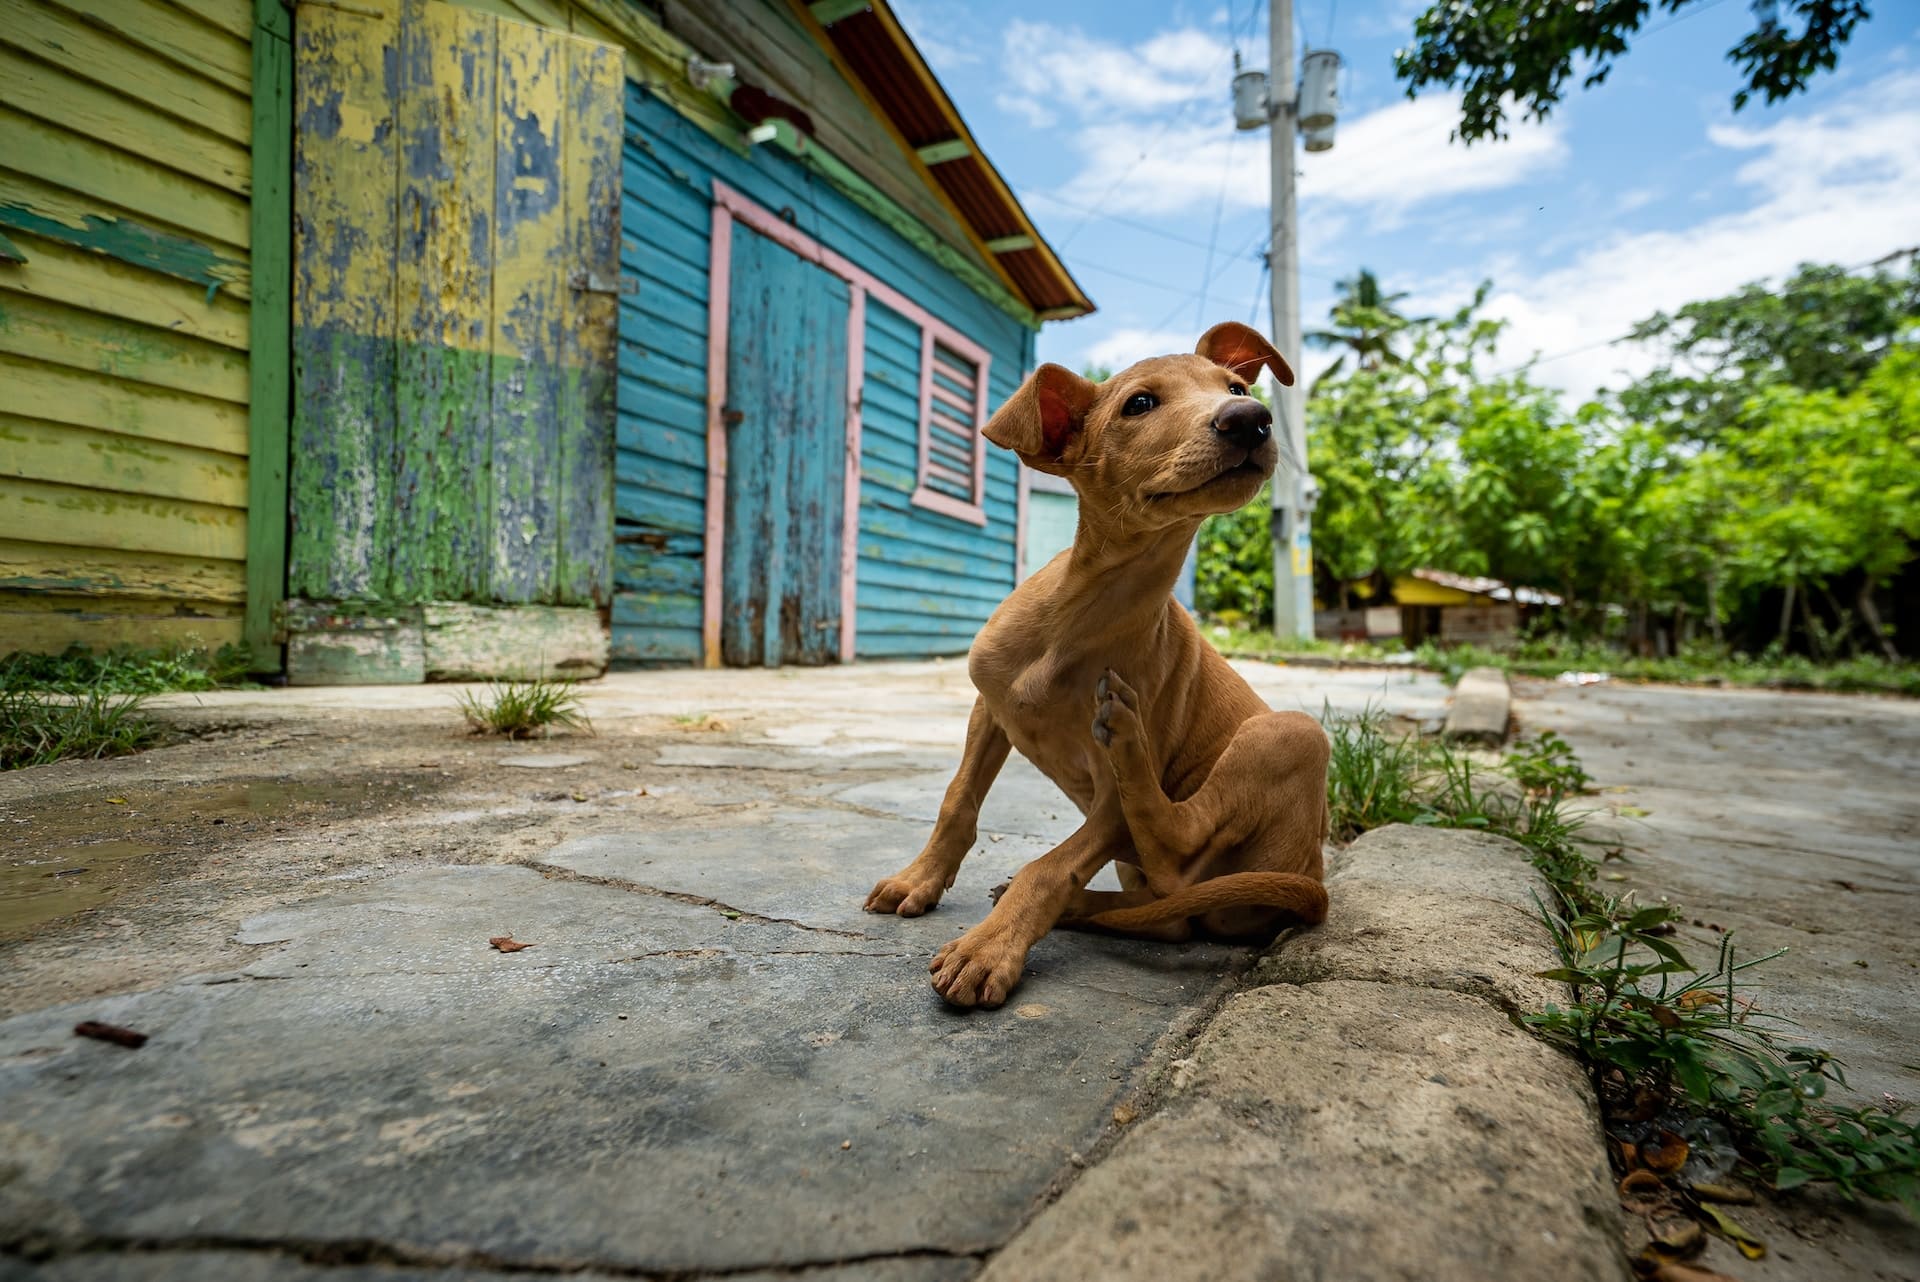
<box><xmin>1212</xmin><ymin>397</ymin><xmax>1272</xmax><ymax>451</ymax></box>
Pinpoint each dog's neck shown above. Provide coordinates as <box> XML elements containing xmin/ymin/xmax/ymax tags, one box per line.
<box><xmin>1052</xmin><ymin>502</ymin><xmax>1204</xmax><ymax>639</ymax></box>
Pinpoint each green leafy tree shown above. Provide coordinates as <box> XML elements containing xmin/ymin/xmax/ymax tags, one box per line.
<box><xmin>1397</xmin><ymin>0</ymin><xmax>1874</xmax><ymax>143</ymax></box>
<box><xmin>1617</xmin><ymin>260</ymin><xmax>1920</xmax><ymax>442</ymax></box>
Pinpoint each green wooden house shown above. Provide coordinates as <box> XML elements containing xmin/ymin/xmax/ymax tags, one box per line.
<box><xmin>0</xmin><ymin>0</ymin><xmax>1090</xmax><ymax>682</ymax></box>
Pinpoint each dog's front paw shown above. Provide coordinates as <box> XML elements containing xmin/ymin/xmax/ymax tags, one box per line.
<box><xmin>930</xmin><ymin>924</ymin><xmax>1029</xmax><ymax>1009</ymax></box>
<box><xmin>865</xmin><ymin>868</ymin><xmax>948</xmax><ymax>916</ymax></box>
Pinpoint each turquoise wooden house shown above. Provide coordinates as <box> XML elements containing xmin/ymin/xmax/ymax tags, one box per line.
<box><xmin>0</xmin><ymin>0</ymin><xmax>1090</xmax><ymax>682</ymax></box>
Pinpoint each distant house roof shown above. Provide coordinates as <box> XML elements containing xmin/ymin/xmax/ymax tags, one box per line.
<box><xmin>799</xmin><ymin>1</ymin><xmax>1095</xmax><ymax>321</ymax></box>
<box><xmin>1409</xmin><ymin>568</ymin><xmax>1564</xmax><ymax>607</ymax></box>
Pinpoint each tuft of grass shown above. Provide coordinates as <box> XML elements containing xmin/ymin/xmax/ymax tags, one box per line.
<box><xmin>1321</xmin><ymin>706</ymin><xmax>1920</xmax><ymax>1216</ymax></box>
<box><xmin>0</xmin><ymin>642</ymin><xmax>254</xmax><ymax>695</ymax></box>
<box><xmin>1</xmin><ymin>688</ymin><xmax>161</xmax><ymax>770</ymax></box>
<box><xmin>456</xmin><ymin>678</ymin><xmax>591</xmax><ymax>740</ymax></box>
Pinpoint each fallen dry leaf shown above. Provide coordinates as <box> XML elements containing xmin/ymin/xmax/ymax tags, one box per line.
<box><xmin>74</xmin><ymin>1021</ymin><xmax>147</xmax><ymax>1049</ymax></box>
<box><xmin>1698</xmin><ymin>1204</ymin><xmax>1766</xmax><ymax>1259</ymax></box>
<box><xmin>1112</xmin><ymin>1103</ymin><xmax>1140</xmax><ymax>1126</ymax></box>
<box><xmin>1620</xmin><ymin>1169</ymin><xmax>1665</xmax><ymax>1199</ymax></box>
<box><xmin>1642</xmin><ymin>1130</ymin><xmax>1690</xmax><ymax>1174</ymax></box>
<box><xmin>1690</xmin><ymin>1182</ymin><xmax>1755</xmax><ymax>1205</ymax></box>
<box><xmin>489</xmin><ymin>936</ymin><xmax>535</xmax><ymax>953</ymax></box>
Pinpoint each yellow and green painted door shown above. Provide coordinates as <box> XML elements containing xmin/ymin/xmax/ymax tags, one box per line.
<box><xmin>0</xmin><ymin>0</ymin><xmax>285</xmax><ymax>658</ymax></box>
<box><xmin>287</xmin><ymin>1</ymin><xmax>620</xmax><ymax>681</ymax></box>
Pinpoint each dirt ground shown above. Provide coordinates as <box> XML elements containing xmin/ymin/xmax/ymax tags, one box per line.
<box><xmin>1515</xmin><ymin>677</ymin><xmax>1920</xmax><ymax>1282</ymax></box>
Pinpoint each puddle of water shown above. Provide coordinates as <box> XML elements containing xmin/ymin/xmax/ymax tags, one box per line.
<box><xmin>0</xmin><ymin>839</ymin><xmax>168</xmax><ymax>940</ymax></box>
<box><xmin>0</xmin><ymin>779</ymin><xmax>379</xmax><ymax>940</ymax></box>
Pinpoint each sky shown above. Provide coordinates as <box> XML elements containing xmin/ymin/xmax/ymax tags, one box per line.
<box><xmin>888</xmin><ymin>0</ymin><xmax>1920</xmax><ymax>404</ymax></box>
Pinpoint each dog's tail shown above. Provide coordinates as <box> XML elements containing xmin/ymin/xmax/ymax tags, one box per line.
<box><xmin>1082</xmin><ymin>872</ymin><xmax>1328</xmax><ymax>932</ymax></box>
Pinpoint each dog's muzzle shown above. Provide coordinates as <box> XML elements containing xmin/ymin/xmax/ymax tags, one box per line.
<box><xmin>1211</xmin><ymin>398</ymin><xmax>1273</xmax><ymax>452</ymax></box>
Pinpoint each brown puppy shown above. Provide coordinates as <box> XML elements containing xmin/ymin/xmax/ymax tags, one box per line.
<box><xmin>865</xmin><ymin>322</ymin><xmax>1330</xmax><ymax>1009</ymax></box>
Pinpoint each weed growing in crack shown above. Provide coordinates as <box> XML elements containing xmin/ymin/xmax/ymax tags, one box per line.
<box><xmin>0</xmin><ymin>687</ymin><xmax>161</xmax><ymax>770</ymax></box>
<box><xmin>1320</xmin><ymin>707</ymin><xmax>1920</xmax><ymax>1220</ymax></box>
<box><xmin>456</xmin><ymin>679</ymin><xmax>591</xmax><ymax>740</ymax></box>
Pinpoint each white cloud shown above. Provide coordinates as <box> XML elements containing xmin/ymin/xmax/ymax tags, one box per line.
<box><xmin>1297</xmin><ymin>94</ymin><xmax>1568</xmax><ymax>227</ymax></box>
<box><xmin>1482</xmin><ymin>69</ymin><xmax>1920</xmax><ymax>400</ymax></box>
<box><xmin>1053</xmin><ymin>121</ymin><xmax>1266</xmax><ymax>217</ymax></box>
<box><xmin>1083</xmin><ymin>327</ymin><xmax>1196</xmax><ymax>374</ymax></box>
<box><xmin>996</xmin><ymin>20</ymin><xmax>1231</xmax><ymax>128</ymax></box>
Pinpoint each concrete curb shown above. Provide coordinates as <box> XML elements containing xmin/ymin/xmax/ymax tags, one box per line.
<box><xmin>982</xmin><ymin>826</ymin><xmax>1628</xmax><ymax>1282</ymax></box>
<box><xmin>1444</xmin><ymin>665</ymin><xmax>1513</xmax><ymax>743</ymax></box>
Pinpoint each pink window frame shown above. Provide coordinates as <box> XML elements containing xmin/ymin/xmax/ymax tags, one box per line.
<box><xmin>909</xmin><ymin>324</ymin><xmax>992</xmax><ymax>527</ymax></box>
<box><xmin>701</xmin><ymin>180</ymin><xmax>992</xmax><ymax>667</ymax></box>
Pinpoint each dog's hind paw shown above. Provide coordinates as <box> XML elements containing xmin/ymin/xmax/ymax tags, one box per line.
<box><xmin>1091</xmin><ymin>668</ymin><xmax>1143</xmax><ymax>754</ymax></box>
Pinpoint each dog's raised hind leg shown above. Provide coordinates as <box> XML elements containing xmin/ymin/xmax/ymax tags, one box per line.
<box><xmin>866</xmin><ymin>696</ymin><xmax>1010</xmax><ymax>916</ymax></box>
<box><xmin>1090</xmin><ymin>670</ymin><xmax>1211</xmax><ymax>892</ymax></box>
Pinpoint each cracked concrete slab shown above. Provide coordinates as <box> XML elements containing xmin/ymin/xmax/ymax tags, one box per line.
<box><xmin>1</xmin><ymin>659</ymin><xmax>1462</xmax><ymax>1281</ymax></box>
<box><xmin>0</xmin><ymin>834</ymin><xmax>1243</xmax><ymax>1277</ymax></box>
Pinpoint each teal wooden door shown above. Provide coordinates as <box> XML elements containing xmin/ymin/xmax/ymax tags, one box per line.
<box><xmin>721</xmin><ymin>226</ymin><xmax>849</xmax><ymax>667</ymax></box>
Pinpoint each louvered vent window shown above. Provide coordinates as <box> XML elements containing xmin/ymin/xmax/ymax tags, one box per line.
<box><xmin>910</xmin><ymin>330</ymin><xmax>990</xmax><ymax>525</ymax></box>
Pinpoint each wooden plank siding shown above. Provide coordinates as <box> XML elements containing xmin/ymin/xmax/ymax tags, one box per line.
<box><xmin>0</xmin><ymin>0</ymin><xmax>256</xmax><ymax>653</ymax></box>
<box><xmin>288</xmin><ymin>1</ymin><xmax>620</xmax><ymax>611</ymax></box>
<box><xmin>613</xmin><ymin>89</ymin><xmax>1031</xmax><ymax>665</ymax></box>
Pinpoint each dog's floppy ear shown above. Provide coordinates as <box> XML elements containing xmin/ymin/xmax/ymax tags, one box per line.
<box><xmin>1196</xmin><ymin>322</ymin><xmax>1294</xmax><ymax>387</ymax></box>
<box><xmin>983</xmin><ymin>363</ymin><xmax>1098</xmax><ymax>475</ymax></box>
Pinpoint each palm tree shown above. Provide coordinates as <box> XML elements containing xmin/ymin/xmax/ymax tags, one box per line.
<box><xmin>1305</xmin><ymin>268</ymin><xmax>1422</xmax><ymax>386</ymax></box>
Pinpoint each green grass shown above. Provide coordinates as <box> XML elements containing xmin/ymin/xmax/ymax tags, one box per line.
<box><xmin>0</xmin><ymin>687</ymin><xmax>161</xmax><ymax>771</ymax></box>
<box><xmin>1415</xmin><ymin>637</ymin><xmax>1920</xmax><ymax>697</ymax></box>
<box><xmin>1322</xmin><ymin>709</ymin><xmax>1920</xmax><ymax>1217</ymax></box>
<box><xmin>456</xmin><ymin>678</ymin><xmax>591</xmax><ymax>740</ymax></box>
<box><xmin>0</xmin><ymin>642</ymin><xmax>255</xmax><ymax>695</ymax></box>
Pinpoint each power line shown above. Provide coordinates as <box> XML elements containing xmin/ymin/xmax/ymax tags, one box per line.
<box><xmin>1053</xmin><ymin>98</ymin><xmax>1215</xmax><ymax>251</ymax></box>
<box><xmin>1195</xmin><ymin>131</ymin><xmax>1238</xmax><ymax>330</ymax></box>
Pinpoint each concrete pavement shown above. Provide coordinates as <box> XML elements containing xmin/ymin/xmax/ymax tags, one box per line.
<box><xmin>0</xmin><ymin>659</ymin><xmax>1615</xmax><ymax>1280</ymax></box>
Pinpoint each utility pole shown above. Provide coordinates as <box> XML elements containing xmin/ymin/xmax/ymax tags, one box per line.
<box><xmin>1266</xmin><ymin>0</ymin><xmax>1315</xmax><ymax>643</ymax></box>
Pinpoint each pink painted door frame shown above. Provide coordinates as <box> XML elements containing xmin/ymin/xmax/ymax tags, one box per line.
<box><xmin>700</xmin><ymin>180</ymin><xmax>990</xmax><ymax>668</ymax></box>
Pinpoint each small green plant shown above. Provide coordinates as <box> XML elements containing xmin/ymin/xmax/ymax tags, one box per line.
<box><xmin>1320</xmin><ymin>706</ymin><xmax>1920</xmax><ymax>1214</ymax></box>
<box><xmin>0</xmin><ymin>642</ymin><xmax>254</xmax><ymax>694</ymax></box>
<box><xmin>1506</xmin><ymin>730</ymin><xmax>1595</xmax><ymax>796</ymax></box>
<box><xmin>1528</xmin><ymin>902</ymin><xmax>1920</xmax><ymax>1214</ymax></box>
<box><xmin>456</xmin><ymin>678</ymin><xmax>591</xmax><ymax>740</ymax></box>
<box><xmin>0</xmin><ymin>688</ymin><xmax>161</xmax><ymax>770</ymax></box>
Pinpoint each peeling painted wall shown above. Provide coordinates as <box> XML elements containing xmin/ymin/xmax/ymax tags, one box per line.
<box><xmin>0</xmin><ymin>0</ymin><xmax>257</xmax><ymax>654</ymax></box>
<box><xmin>288</xmin><ymin>0</ymin><xmax>620</xmax><ymax>612</ymax></box>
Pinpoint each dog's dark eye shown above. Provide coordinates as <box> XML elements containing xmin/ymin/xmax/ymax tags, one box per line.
<box><xmin>1227</xmin><ymin>382</ymin><xmax>1248</xmax><ymax>397</ymax></box>
<box><xmin>1121</xmin><ymin>392</ymin><xmax>1157</xmax><ymax>417</ymax></box>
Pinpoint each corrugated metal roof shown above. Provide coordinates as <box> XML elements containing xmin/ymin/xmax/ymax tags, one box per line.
<box><xmin>798</xmin><ymin>2</ymin><xmax>1095</xmax><ymax>320</ymax></box>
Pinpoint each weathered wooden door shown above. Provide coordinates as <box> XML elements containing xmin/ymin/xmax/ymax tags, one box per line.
<box><xmin>721</xmin><ymin>226</ymin><xmax>848</xmax><ymax>667</ymax></box>
<box><xmin>290</xmin><ymin>0</ymin><xmax>620</xmax><ymax>610</ymax></box>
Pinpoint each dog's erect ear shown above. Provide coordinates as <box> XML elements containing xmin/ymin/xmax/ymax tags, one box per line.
<box><xmin>983</xmin><ymin>363</ymin><xmax>1099</xmax><ymax>474</ymax></box>
<box><xmin>1196</xmin><ymin>322</ymin><xmax>1294</xmax><ymax>387</ymax></box>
